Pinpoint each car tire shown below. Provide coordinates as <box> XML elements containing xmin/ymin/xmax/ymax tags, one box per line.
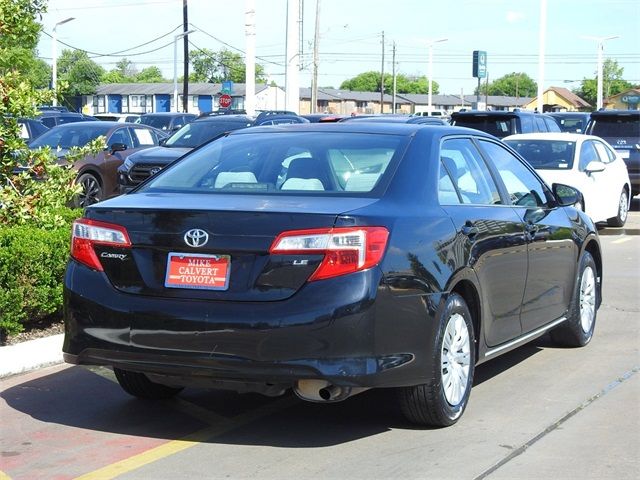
<box><xmin>114</xmin><ymin>367</ymin><xmax>183</xmax><ymax>399</ymax></box>
<box><xmin>75</xmin><ymin>172</ymin><xmax>103</xmax><ymax>207</ymax></box>
<box><xmin>607</xmin><ymin>189</ymin><xmax>628</xmax><ymax>227</ymax></box>
<box><xmin>551</xmin><ymin>251</ymin><xmax>598</xmax><ymax>347</ymax></box>
<box><xmin>397</xmin><ymin>293</ymin><xmax>475</xmax><ymax>427</ymax></box>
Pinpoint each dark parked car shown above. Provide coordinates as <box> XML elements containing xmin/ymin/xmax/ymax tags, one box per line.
<box><xmin>450</xmin><ymin>110</ymin><xmax>561</xmax><ymax>138</ymax></box>
<box><xmin>17</xmin><ymin>118</ymin><xmax>49</xmax><ymax>142</ymax></box>
<box><xmin>301</xmin><ymin>114</ymin><xmax>348</xmax><ymax>123</ymax></box>
<box><xmin>29</xmin><ymin>121</ymin><xmax>166</xmax><ymax>206</ymax></box>
<box><xmin>548</xmin><ymin>112</ymin><xmax>591</xmax><ymax>133</ymax></box>
<box><xmin>340</xmin><ymin>114</ymin><xmax>447</xmax><ymax>125</ymax></box>
<box><xmin>64</xmin><ymin>123</ymin><xmax>602</xmax><ymax>427</ymax></box>
<box><xmin>118</xmin><ymin>115</ymin><xmax>254</xmax><ymax>192</ymax></box>
<box><xmin>585</xmin><ymin>110</ymin><xmax>640</xmax><ymax>197</ymax></box>
<box><xmin>139</xmin><ymin>112</ymin><xmax>196</xmax><ymax>132</ymax></box>
<box><xmin>38</xmin><ymin>112</ymin><xmax>97</xmax><ymax>128</ymax></box>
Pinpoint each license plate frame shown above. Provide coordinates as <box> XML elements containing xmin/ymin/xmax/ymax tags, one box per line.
<box><xmin>164</xmin><ymin>253</ymin><xmax>231</xmax><ymax>291</ymax></box>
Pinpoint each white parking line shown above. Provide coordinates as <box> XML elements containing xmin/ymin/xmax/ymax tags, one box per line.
<box><xmin>611</xmin><ymin>237</ymin><xmax>633</xmax><ymax>244</ymax></box>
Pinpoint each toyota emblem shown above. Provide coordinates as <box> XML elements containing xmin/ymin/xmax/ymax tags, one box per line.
<box><xmin>184</xmin><ymin>229</ymin><xmax>209</xmax><ymax>248</ymax></box>
<box><xmin>617</xmin><ymin>139</ymin><xmax>627</xmax><ymax>145</ymax></box>
<box><xmin>150</xmin><ymin>167</ymin><xmax>162</xmax><ymax>175</ymax></box>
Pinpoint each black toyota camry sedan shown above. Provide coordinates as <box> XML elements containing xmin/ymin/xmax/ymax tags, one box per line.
<box><xmin>63</xmin><ymin>123</ymin><xmax>602</xmax><ymax>427</ymax></box>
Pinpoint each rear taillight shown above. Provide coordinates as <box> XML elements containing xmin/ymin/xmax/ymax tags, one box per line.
<box><xmin>270</xmin><ymin>227</ymin><xmax>389</xmax><ymax>281</ymax></box>
<box><xmin>71</xmin><ymin>218</ymin><xmax>131</xmax><ymax>271</ymax></box>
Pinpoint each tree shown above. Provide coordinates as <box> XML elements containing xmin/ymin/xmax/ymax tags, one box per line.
<box><xmin>474</xmin><ymin>72</ymin><xmax>537</xmax><ymax>97</ymax></box>
<box><xmin>190</xmin><ymin>48</ymin><xmax>266</xmax><ymax>83</ymax></box>
<box><xmin>134</xmin><ymin>66</ymin><xmax>165</xmax><ymax>83</ymax></box>
<box><xmin>575</xmin><ymin>59</ymin><xmax>632</xmax><ymax>107</ymax></box>
<box><xmin>115</xmin><ymin>58</ymin><xmax>137</xmax><ymax>80</ymax></box>
<box><xmin>0</xmin><ymin>0</ymin><xmax>50</xmax><ymax>88</ymax></box>
<box><xmin>340</xmin><ymin>71</ymin><xmax>438</xmax><ymax>94</ymax></box>
<box><xmin>57</xmin><ymin>49</ymin><xmax>104</xmax><ymax>96</ymax></box>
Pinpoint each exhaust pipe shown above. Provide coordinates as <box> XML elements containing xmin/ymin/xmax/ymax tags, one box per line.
<box><xmin>294</xmin><ymin>379</ymin><xmax>369</xmax><ymax>403</ymax></box>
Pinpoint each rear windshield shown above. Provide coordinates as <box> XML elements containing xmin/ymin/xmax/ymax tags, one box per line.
<box><xmin>139</xmin><ymin>132</ymin><xmax>407</xmax><ymax>196</ymax></box>
<box><xmin>165</xmin><ymin>120</ymin><xmax>251</xmax><ymax>148</ymax></box>
<box><xmin>590</xmin><ymin>116</ymin><xmax>640</xmax><ymax>138</ymax></box>
<box><xmin>452</xmin><ymin>115</ymin><xmax>515</xmax><ymax>138</ymax></box>
<box><xmin>30</xmin><ymin>124</ymin><xmax>111</xmax><ymax>149</ymax></box>
<box><xmin>505</xmin><ymin>139</ymin><xmax>576</xmax><ymax>170</ymax></box>
<box><xmin>139</xmin><ymin>116</ymin><xmax>172</xmax><ymax>130</ymax></box>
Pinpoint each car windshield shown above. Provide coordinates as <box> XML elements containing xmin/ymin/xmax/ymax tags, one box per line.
<box><xmin>505</xmin><ymin>139</ymin><xmax>576</xmax><ymax>170</ymax></box>
<box><xmin>29</xmin><ymin>124</ymin><xmax>112</xmax><ymax>149</ymax></box>
<box><xmin>453</xmin><ymin>115</ymin><xmax>514</xmax><ymax>138</ymax></box>
<box><xmin>590</xmin><ymin>116</ymin><xmax>640</xmax><ymax>138</ymax></box>
<box><xmin>165</xmin><ymin>121</ymin><xmax>250</xmax><ymax>148</ymax></box>
<box><xmin>139</xmin><ymin>116</ymin><xmax>172</xmax><ymax>130</ymax></box>
<box><xmin>553</xmin><ymin>116</ymin><xmax>587</xmax><ymax>133</ymax></box>
<box><xmin>139</xmin><ymin>132</ymin><xmax>407</xmax><ymax>196</ymax></box>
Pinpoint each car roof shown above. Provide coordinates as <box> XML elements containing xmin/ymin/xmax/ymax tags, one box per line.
<box><xmin>195</xmin><ymin>114</ymin><xmax>254</xmax><ymax>123</ymax></box>
<box><xmin>504</xmin><ymin>132</ymin><xmax>599</xmax><ymax>142</ymax></box>
<box><xmin>589</xmin><ymin>109</ymin><xmax>640</xmax><ymax>118</ymax></box>
<box><xmin>229</xmin><ymin>121</ymin><xmax>488</xmax><ymax>138</ymax></box>
<box><xmin>141</xmin><ymin>112</ymin><xmax>195</xmax><ymax>117</ymax></box>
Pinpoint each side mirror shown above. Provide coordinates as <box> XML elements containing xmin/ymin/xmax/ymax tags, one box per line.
<box><xmin>552</xmin><ymin>183</ymin><xmax>581</xmax><ymax>207</ymax></box>
<box><xmin>110</xmin><ymin>142</ymin><xmax>127</xmax><ymax>153</ymax></box>
<box><xmin>159</xmin><ymin>138</ymin><xmax>168</xmax><ymax>146</ymax></box>
<box><xmin>584</xmin><ymin>160</ymin><xmax>605</xmax><ymax>173</ymax></box>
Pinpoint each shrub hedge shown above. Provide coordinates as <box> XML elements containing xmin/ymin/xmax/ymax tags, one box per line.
<box><xmin>0</xmin><ymin>209</ymin><xmax>81</xmax><ymax>336</ymax></box>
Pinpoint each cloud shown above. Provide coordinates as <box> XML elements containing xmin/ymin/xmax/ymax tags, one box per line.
<box><xmin>506</xmin><ymin>11</ymin><xmax>525</xmax><ymax>23</ymax></box>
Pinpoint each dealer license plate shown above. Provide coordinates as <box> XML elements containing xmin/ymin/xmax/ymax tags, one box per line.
<box><xmin>618</xmin><ymin>150</ymin><xmax>630</xmax><ymax>159</ymax></box>
<box><xmin>164</xmin><ymin>253</ymin><xmax>230</xmax><ymax>290</ymax></box>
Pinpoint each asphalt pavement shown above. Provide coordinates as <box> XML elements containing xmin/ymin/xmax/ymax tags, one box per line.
<box><xmin>1</xmin><ymin>201</ymin><xmax>639</xmax><ymax>479</ymax></box>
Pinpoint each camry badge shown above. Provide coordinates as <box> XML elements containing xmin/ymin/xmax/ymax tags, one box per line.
<box><xmin>184</xmin><ymin>229</ymin><xmax>209</xmax><ymax>248</ymax></box>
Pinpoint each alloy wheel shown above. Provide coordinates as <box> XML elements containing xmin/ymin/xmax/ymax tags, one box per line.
<box><xmin>619</xmin><ymin>191</ymin><xmax>628</xmax><ymax>223</ymax></box>
<box><xmin>79</xmin><ymin>175</ymin><xmax>101</xmax><ymax>207</ymax></box>
<box><xmin>579</xmin><ymin>265</ymin><xmax>596</xmax><ymax>334</ymax></box>
<box><xmin>441</xmin><ymin>313</ymin><xmax>471</xmax><ymax>406</ymax></box>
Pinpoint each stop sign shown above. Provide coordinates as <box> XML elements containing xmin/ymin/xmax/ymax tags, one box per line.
<box><xmin>219</xmin><ymin>94</ymin><xmax>232</xmax><ymax>109</ymax></box>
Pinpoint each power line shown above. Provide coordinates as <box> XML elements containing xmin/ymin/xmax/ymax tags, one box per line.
<box><xmin>41</xmin><ymin>24</ymin><xmax>183</xmax><ymax>58</ymax></box>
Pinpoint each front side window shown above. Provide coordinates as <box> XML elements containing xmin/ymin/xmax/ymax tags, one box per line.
<box><xmin>578</xmin><ymin>140</ymin><xmax>599</xmax><ymax>171</ymax></box>
<box><xmin>139</xmin><ymin>132</ymin><xmax>406</xmax><ymax>196</ymax></box>
<box><xmin>107</xmin><ymin>128</ymin><xmax>133</xmax><ymax>149</ymax></box>
<box><xmin>440</xmin><ymin>138</ymin><xmax>501</xmax><ymax>205</ymax></box>
<box><xmin>479</xmin><ymin>140</ymin><xmax>551</xmax><ymax>208</ymax></box>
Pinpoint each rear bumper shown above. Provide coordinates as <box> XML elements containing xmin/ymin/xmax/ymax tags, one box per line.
<box><xmin>63</xmin><ymin>260</ymin><xmax>445</xmax><ymax>388</ymax></box>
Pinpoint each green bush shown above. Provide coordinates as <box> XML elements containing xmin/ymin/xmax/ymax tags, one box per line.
<box><xmin>0</xmin><ymin>209</ymin><xmax>81</xmax><ymax>336</ymax></box>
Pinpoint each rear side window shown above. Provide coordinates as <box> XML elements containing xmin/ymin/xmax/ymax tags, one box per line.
<box><xmin>543</xmin><ymin>117</ymin><xmax>561</xmax><ymax>132</ymax></box>
<box><xmin>440</xmin><ymin>138</ymin><xmax>501</xmax><ymax>205</ymax></box>
<box><xmin>534</xmin><ymin>116</ymin><xmax>547</xmax><ymax>132</ymax></box>
<box><xmin>139</xmin><ymin>132</ymin><xmax>406</xmax><ymax>196</ymax></box>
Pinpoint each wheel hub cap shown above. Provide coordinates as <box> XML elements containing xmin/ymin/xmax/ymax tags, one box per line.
<box><xmin>619</xmin><ymin>193</ymin><xmax>628</xmax><ymax>222</ymax></box>
<box><xmin>579</xmin><ymin>266</ymin><xmax>596</xmax><ymax>333</ymax></box>
<box><xmin>441</xmin><ymin>313</ymin><xmax>471</xmax><ymax>406</ymax></box>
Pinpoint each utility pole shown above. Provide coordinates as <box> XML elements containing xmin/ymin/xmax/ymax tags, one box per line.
<box><xmin>536</xmin><ymin>0</ymin><xmax>546</xmax><ymax>112</ymax></box>
<box><xmin>182</xmin><ymin>0</ymin><xmax>189</xmax><ymax>113</ymax></box>
<box><xmin>584</xmin><ymin>35</ymin><xmax>619</xmax><ymax>110</ymax></box>
<box><xmin>380</xmin><ymin>31</ymin><xmax>385</xmax><ymax>113</ymax></box>
<box><xmin>245</xmin><ymin>0</ymin><xmax>256</xmax><ymax>116</ymax></box>
<box><xmin>392</xmin><ymin>41</ymin><xmax>397</xmax><ymax>113</ymax></box>
<box><xmin>284</xmin><ymin>0</ymin><xmax>300</xmax><ymax>114</ymax></box>
<box><xmin>311</xmin><ymin>0</ymin><xmax>320</xmax><ymax>113</ymax></box>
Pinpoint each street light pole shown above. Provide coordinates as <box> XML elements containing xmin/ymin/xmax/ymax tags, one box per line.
<box><xmin>427</xmin><ymin>38</ymin><xmax>447</xmax><ymax>114</ymax></box>
<box><xmin>51</xmin><ymin>17</ymin><xmax>75</xmax><ymax>106</ymax></box>
<box><xmin>173</xmin><ymin>29</ymin><xmax>195</xmax><ymax>112</ymax></box>
<box><xmin>584</xmin><ymin>35</ymin><xmax>619</xmax><ymax>110</ymax></box>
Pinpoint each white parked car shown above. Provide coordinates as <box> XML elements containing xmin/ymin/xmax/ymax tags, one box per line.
<box><xmin>504</xmin><ymin>133</ymin><xmax>631</xmax><ymax>227</ymax></box>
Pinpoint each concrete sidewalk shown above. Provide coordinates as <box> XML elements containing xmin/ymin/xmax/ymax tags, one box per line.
<box><xmin>0</xmin><ymin>334</ymin><xmax>64</xmax><ymax>378</ymax></box>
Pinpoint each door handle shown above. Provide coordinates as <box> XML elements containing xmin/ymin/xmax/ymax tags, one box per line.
<box><xmin>525</xmin><ymin>222</ymin><xmax>539</xmax><ymax>236</ymax></box>
<box><xmin>461</xmin><ymin>222</ymin><xmax>479</xmax><ymax>237</ymax></box>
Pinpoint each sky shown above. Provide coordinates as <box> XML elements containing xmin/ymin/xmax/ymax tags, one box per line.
<box><xmin>36</xmin><ymin>0</ymin><xmax>640</xmax><ymax>96</ymax></box>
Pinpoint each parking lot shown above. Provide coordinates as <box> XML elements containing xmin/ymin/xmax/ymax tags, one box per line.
<box><xmin>1</xmin><ymin>202</ymin><xmax>639</xmax><ymax>480</ymax></box>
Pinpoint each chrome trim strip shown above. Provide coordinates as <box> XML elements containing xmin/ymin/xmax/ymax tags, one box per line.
<box><xmin>484</xmin><ymin>316</ymin><xmax>567</xmax><ymax>357</ymax></box>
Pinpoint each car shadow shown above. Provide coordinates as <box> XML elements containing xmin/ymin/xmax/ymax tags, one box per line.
<box><xmin>1</xmin><ymin>338</ymin><xmax>558</xmax><ymax>448</ymax></box>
